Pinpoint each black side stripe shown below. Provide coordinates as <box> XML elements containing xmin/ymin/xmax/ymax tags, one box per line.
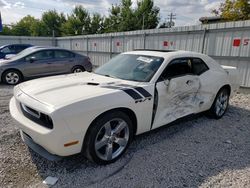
<box><xmin>121</xmin><ymin>89</ymin><xmax>143</xmax><ymax>100</ymax></box>
<box><xmin>116</xmin><ymin>84</ymin><xmax>152</xmax><ymax>98</ymax></box>
<box><xmin>134</xmin><ymin>87</ymin><xmax>152</xmax><ymax>98</ymax></box>
<box><xmin>101</xmin><ymin>86</ymin><xmax>143</xmax><ymax>101</ymax></box>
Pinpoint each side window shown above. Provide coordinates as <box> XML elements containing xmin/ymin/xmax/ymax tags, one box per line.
<box><xmin>191</xmin><ymin>58</ymin><xmax>209</xmax><ymax>75</ymax></box>
<box><xmin>15</xmin><ymin>46</ymin><xmax>24</xmax><ymax>53</ymax></box>
<box><xmin>161</xmin><ymin>58</ymin><xmax>192</xmax><ymax>80</ymax></box>
<box><xmin>54</xmin><ymin>50</ymin><xmax>74</xmax><ymax>59</ymax></box>
<box><xmin>26</xmin><ymin>50</ymin><xmax>54</xmax><ymax>61</ymax></box>
<box><xmin>1</xmin><ymin>46</ymin><xmax>14</xmax><ymax>53</ymax></box>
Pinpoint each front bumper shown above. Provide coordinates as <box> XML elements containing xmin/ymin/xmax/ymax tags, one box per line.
<box><xmin>20</xmin><ymin>130</ymin><xmax>62</xmax><ymax>161</ymax></box>
<box><xmin>9</xmin><ymin>96</ymin><xmax>83</xmax><ymax>158</ymax></box>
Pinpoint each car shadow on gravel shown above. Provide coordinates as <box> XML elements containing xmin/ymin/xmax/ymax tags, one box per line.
<box><xmin>26</xmin><ymin>104</ymin><xmax>250</xmax><ymax>187</ymax></box>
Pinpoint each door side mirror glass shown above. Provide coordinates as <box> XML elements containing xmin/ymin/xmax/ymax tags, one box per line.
<box><xmin>29</xmin><ymin>56</ymin><xmax>36</xmax><ymax>63</ymax></box>
<box><xmin>163</xmin><ymin>78</ymin><xmax>170</xmax><ymax>88</ymax></box>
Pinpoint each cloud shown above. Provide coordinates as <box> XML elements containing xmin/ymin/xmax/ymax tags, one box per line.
<box><xmin>1</xmin><ymin>0</ymin><xmax>222</xmax><ymax>26</ymax></box>
<box><xmin>0</xmin><ymin>0</ymin><xmax>11</xmax><ymax>9</ymax></box>
<box><xmin>13</xmin><ymin>1</ymin><xmax>25</xmax><ymax>9</ymax></box>
<box><xmin>154</xmin><ymin>0</ymin><xmax>222</xmax><ymax>26</ymax></box>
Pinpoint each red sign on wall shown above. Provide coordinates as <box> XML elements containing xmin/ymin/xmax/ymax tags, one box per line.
<box><xmin>163</xmin><ymin>41</ymin><xmax>174</xmax><ymax>47</ymax></box>
<box><xmin>233</xmin><ymin>38</ymin><xmax>250</xmax><ymax>47</ymax></box>
<box><xmin>163</xmin><ymin>41</ymin><xmax>168</xmax><ymax>47</ymax></box>
<box><xmin>116</xmin><ymin>42</ymin><xmax>121</xmax><ymax>46</ymax></box>
<box><xmin>233</xmin><ymin>39</ymin><xmax>241</xmax><ymax>47</ymax></box>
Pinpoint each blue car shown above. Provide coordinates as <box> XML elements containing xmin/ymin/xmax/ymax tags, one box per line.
<box><xmin>0</xmin><ymin>44</ymin><xmax>33</xmax><ymax>59</ymax></box>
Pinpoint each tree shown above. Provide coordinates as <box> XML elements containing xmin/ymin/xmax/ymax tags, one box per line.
<box><xmin>0</xmin><ymin>0</ymin><xmax>161</xmax><ymax>36</ymax></box>
<box><xmin>135</xmin><ymin>0</ymin><xmax>160</xmax><ymax>30</ymax></box>
<box><xmin>212</xmin><ymin>0</ymin><xmax>250</xmax><ymax>21</ymax></box>
<box><xmin>0</xmin><ymin>25</ymin><xmax>13</xmax><ymax>35</ymax></box>
<box><xmin>41</xmin><ymin>10</ymin><xmax>66</xmax><ymax>37</ymax></box>
<box><xmin>103</xmin><ymin>5</ymin><xmax>121</xmax><ymax>33</ymax></box>
<box><xmin>119</xmin><ymin>0</ymin><xmax>136</xmax><ymax>31</ymax></box>
<box><xmin>90</xmin><ymin>13</ymin><xmax>104</xmax><ymax>34</ymax></box>
<box><xmin>61</xmin><ymin>5</ymin><xmax>91</xmax><ymax>36</ymax></box>
<box><xmin>11</xmin><ymin>15</ymin><xmax>42</xmax><ymax>36</ymax></box>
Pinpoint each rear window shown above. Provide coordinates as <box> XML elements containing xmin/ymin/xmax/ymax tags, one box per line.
<box><xmin>54</xmin><ymin>50</ymin><xmax>75</xmax><ymax>58</ymax></box>
<box><xmin>192</xmin><ymin>58</ymin><xmax>209</xmax><ymax>75</ymax></box>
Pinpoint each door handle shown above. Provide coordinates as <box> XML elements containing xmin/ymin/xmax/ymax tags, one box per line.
<box><xmin>47</xmin><ymin>62</ymin><xmax>52</xmax><ymax>64</ymax></box>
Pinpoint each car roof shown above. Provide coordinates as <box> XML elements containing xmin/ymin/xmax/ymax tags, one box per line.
<box><xmin>26</xmin><ymin>46</ymin><xmax>74</xmax><ymax>53</ymax></box>
<box><xmin>124</xmin><ymin>49</ymin><xmax>207</xmax><ymax>60</ymax></box>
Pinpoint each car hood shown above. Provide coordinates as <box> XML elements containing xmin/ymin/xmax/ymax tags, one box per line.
<box><xmin>17</xmin><ymin>72</ymin><xmax>141</xmax><ymax>108</ymax></box>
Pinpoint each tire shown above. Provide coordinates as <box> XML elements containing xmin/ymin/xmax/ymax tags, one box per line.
<box><xmin>72</xmin><ymin>66</ymin><xmax>85</xmax><ymax>73</ymax></box>
<box><xmin>209</xmin><ymin>88</ymin><xmax>230</xmax><ymax>119</ymax></box>
<box><xmin>2</xmin><ymin>70</ymin><xmax>22</xmax><ymax>85</ymax></box>
<box><xmin>84</xmin><ymin>111</ymin><xmax>133</xmax><ymax>165</ymax></box>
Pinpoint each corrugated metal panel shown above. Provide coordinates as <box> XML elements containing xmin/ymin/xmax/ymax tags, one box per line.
<box><xmin>213</xmin><ymin>58</ymin><xmax>250</xmax><ymax>87</ymax></box>
<box><xmin>88</xmin><ymin>52</ymin><xmax>110</xmax><ymax>67</ymax></box>
<box><xmin>57</xmin><ymin>39</ymin><xmax>71</xmax><ymax>49</ymax></box>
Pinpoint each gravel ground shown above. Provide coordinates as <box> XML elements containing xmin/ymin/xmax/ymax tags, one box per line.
<box><xmin>1</xmin><ymin>84</ymin><xmax>250</xmax><ymax>188</ymax></box>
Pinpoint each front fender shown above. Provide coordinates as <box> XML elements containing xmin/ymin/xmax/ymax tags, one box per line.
<box><xmin>56</xmin><ymin>85</ymin><xmax>155</xmax><ymax>142</ymax></box>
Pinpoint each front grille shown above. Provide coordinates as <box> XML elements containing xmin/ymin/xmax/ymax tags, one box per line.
<box><xmin>20</xmin><ymin>103</ymin><xmax>53</xmax><ymax>129</ymax></box>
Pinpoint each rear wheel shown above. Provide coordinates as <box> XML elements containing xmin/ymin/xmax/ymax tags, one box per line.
<box><xmin>209</xmin><ymin>88</ymin><xmax>230</xmax><ymax>119</ymax></box>
<box><xmin>72</xmin><ymin>66</ymin><xmax>85</xmax><ymax>73</ymax></box>
<box><xmin>2</xmin><ymin>70</ymin><xmax>22</xmax><ymax>85</ymax></box>
<box><xmin>84</xmin><ymin>111</ymin><xmax>133</xmax><ymax>164</ymax></box>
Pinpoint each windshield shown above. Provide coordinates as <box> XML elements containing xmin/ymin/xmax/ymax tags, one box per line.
<box><xmin>94</xmin><ymin>54</ymin><xmax>164</xmax><ymax>82</ymax></box>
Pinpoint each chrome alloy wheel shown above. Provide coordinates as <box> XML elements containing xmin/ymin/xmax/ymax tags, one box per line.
<box><xmin>94</xmin><ymin>118</ymin><xmax>129</xmax><ymax>161</ymax></box>
<box><xmin>215</xmin><ymin>91</ymin><xmax>229</xmax><ymax>117</ymax></box>
<box><xmin>73</xmin><ymin>68</ymin><xmax>83</xmax><ymax>73</ymax></box>
<box><xmin>5</xmin><ymin>72</ymin><xmax>20</xmax><ymax>84</ymax></box>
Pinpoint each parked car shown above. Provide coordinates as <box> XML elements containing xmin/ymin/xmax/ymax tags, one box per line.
<box><xmin>0</xmin><ymin>44</ymin><xmax>33</xmax><ymax>59</ymax></box>
<box><xmin>0</xmin><ymin>46</ymin><xmax>92</xmax><ymax>85</ymax></box>
<box><xmin>10</xmin><ymin>50</ymin><xmax>239</xmax><ymax>164</ymax></box>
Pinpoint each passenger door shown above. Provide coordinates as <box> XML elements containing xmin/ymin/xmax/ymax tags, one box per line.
<box><xmin>152</xmin><ymin>58</ymin><xmax>201</xmax><ymax>129</ymax></box>
<box><xmin>23</xmin><ymin>50</ymin><xmax>54</xmax><ymax>77</ymax></box>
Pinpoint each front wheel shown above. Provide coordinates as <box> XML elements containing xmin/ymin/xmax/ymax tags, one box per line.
<box><xmin>209</xmin><ymin>88</ymin><xmax>230</xmax><ymax>119</ymax></box>
<box><xmin>2</xmin><ymin>70</ymin><xmax>22</xmax><ymax>85</ymax></box>
<box><xmin>84</xmin><ymin>111</ymin><xmax>133</xmax><ymax>164</ymax></box>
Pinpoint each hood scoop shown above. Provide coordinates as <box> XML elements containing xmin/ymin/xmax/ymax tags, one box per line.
<box><xmin>86</xmin><ymin>82</ymin><xmax>100</xmax><ymax>86</ymax></box>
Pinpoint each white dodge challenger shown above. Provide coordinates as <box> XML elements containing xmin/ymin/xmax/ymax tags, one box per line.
<box><xmin>10</xmin><ymin>50</ymin><xmax>239</xmax><ymax>164</ymax></box>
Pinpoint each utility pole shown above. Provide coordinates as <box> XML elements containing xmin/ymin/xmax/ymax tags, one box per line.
<box><xmin>142</xmin><ymin>13</ymin><xmax>145</xmax><ymax>30</ymax></box>
<box><xmin>168</xmin><ymin>12</ymin><xmax>176</xmax><ymax>28</ymax></box>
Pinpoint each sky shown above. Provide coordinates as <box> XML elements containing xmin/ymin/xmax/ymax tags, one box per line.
<box><xmin>0</xmin><ymin>0</ymin><xmax>223</xmax><ymax>26</ymax></box>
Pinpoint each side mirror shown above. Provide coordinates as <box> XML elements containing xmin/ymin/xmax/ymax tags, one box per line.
<box><xmin>163</xmin><ymin>79</ymin><xmax>170</xmax><ymax>87</ymax></box>
<box><xmin>29</xmin><ymin>56</ymin><xmax>36</xmax><ymax>63</ymax></box>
